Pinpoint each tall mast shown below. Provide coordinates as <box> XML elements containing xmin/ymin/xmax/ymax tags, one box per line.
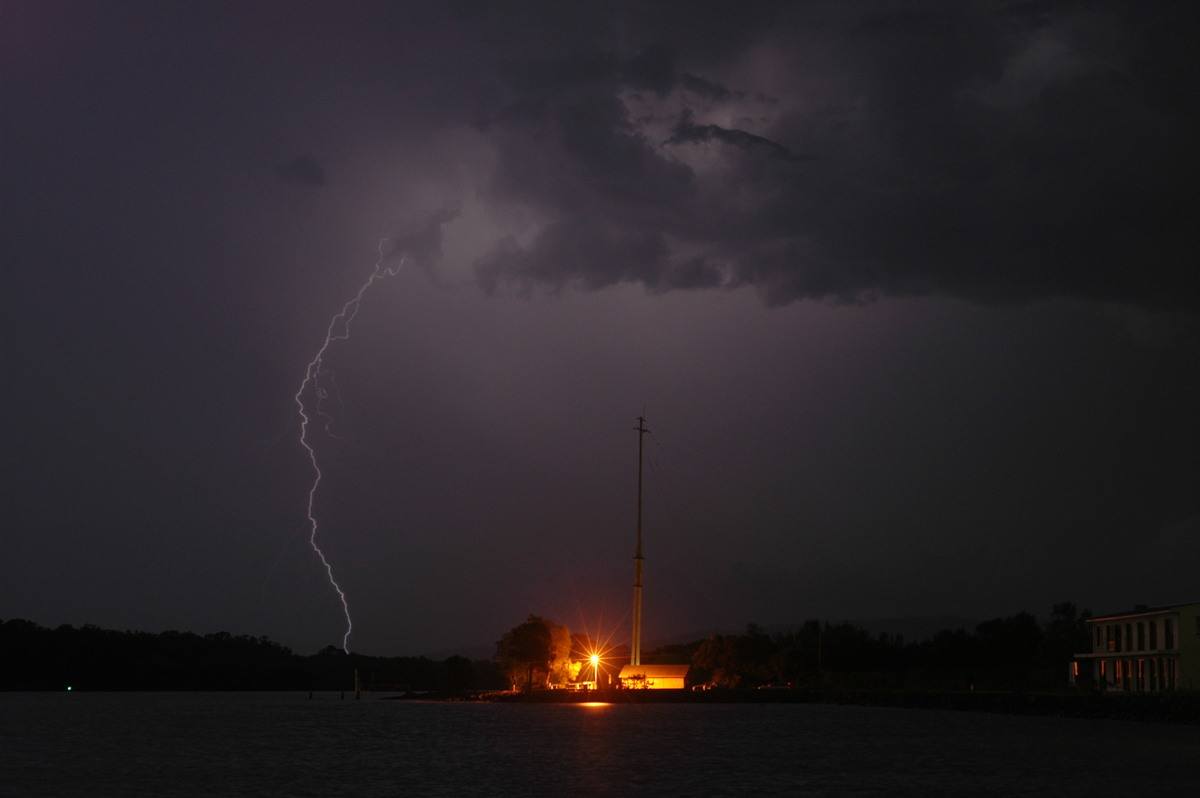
<box><xmin>631</xmin><ymin>415</ymin><xmax>647</xmax><ymax>666</ymax></box>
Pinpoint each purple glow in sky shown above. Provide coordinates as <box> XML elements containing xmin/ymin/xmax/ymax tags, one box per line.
<box><xmin>3</xmin><ymin>1</ymin><xmax>1197</xmax><ymax>656</ymax></box>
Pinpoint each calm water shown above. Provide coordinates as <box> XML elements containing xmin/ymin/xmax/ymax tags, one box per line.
<box><xmin>2</xmin><ymin>692</ymin><xmax>1198</xmax><ymax>796</ymax></box>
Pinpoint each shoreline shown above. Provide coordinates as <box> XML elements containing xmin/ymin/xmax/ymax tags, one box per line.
<box><xmin>398</xmin><ymin>687</ymin><xmax>1200</xmax><ymax>723</ymax></box>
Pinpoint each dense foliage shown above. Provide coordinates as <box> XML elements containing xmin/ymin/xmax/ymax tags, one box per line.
<box><xmin>3</xmin><ymin>603</ymin><xmax>1095</xmax><ymax>693</ymax></box>
<box><xmin>676</xmin><ymin>603</ymin><xmax>1093</xmax><ymax>692</ymax></box>
<box><xmin>494</xmin><ymin>615</ymin><xmax>572</xmax><ymax>690</ymax></box>
<box><xmin>0</xmin><ymin>619</ymin><xmax>506</xmax><ymax>692</ymax></box>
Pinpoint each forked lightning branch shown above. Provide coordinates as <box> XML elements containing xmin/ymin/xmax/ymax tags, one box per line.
<box><xmin>294</xmin><ymin>240</ymin><xmax>404</xmax><ymax>653</ymax></box>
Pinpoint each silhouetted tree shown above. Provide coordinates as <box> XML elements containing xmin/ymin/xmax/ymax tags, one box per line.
<box><xmin>317</xmin><ymin>644</ymin><xmax>348</xmax><ymax>657</ymax></box>
<box><xmin>692</xmin><ymin>624</ymin><xmax>778</xmax><ymax>687</ymax></box>
<box><xmin>442</xmin><ymin>655</ymin><xmax>474</xmax><ymax>691</ymax></box>
<box><xmin>494</xmin><ymin>615</ymin><xmax>571</xmax><ymax>690</ymax></box>
<box><xmin>692</xmin><ymin>634</ymin><xmax>738</xmax><ymax>687</ymax></box>
<box><xmin>976</xmin><ymin>612</ymin><xmax>1042</xmax><ymax>689</ymax></box>
<box><xmin>1041</xmin><ymin>601</ymin><xmax>1092</xmax><ymax>687</ymax></box>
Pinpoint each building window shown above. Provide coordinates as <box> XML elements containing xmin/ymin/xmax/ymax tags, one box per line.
<box><xmin>1137</xmin><ymin>623</ymin><xmax>1145</xmax><ymax>651</ymax></box>
<box><xmin>1095</xmin><ymin>626</ymin><xmax>1102</xmax><ymax>650</ymax></box>
<box><xmin>1165</xmin><ymin>618</ymin><xmax>1175</xmax><ymax>649</ymax></box>
<box><xmin>1125</xmin><ymin>624</ymin><xmax>1132</xmax><ymax>652</ymax></box>
<box><xmin>1149</xmin><ymin>621</ymin><xmax>1157</xmax><ymax>650</ymax></box>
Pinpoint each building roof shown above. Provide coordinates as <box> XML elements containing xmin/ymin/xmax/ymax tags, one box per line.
<box><xmin>1088</xmin><ymin>602</ymin><xmax>1200</xmax><ymax>622</ymax></box>
<box><xmin>618</xmin><ymin>664</ymin><xmax>692</xmax><ymax>679</ymax></box>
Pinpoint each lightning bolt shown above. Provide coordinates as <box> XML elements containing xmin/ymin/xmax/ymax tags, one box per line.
<box><xmin>295</xmin><ymin>239</ymin><xmax>404</xmax><ymax>653</ymax></box>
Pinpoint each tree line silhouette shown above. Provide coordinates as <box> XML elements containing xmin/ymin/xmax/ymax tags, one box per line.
<box><xmin>4</xmin><ymin>603</ymin><xmax>1091</xmax><ymax>693</ymax></box>
<box><xmin>486</xmin><ymin>603</ymin><xmax>1096</xmax><ymax>693</ymax></box>
<box><xmin>655</xmin><ymin>603</ymin><xmax>1092</xmax><ymax>692</ymax></box>
<box><xmin>0</xmin><ymin>619</ymin><xmax>507</xmax><ymax>692</ymax></box>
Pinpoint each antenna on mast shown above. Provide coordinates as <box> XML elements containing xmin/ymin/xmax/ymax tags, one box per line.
<box><xmin>631</xmin><ymin>415</ymin><xmax>648</xmax><ymax>666</ymax></box>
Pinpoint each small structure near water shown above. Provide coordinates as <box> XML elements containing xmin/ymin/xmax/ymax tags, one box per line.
<box><xmin>618</xmin><ymin>664</ymin><xmax>692</xmax><ymax>690</ymax></box>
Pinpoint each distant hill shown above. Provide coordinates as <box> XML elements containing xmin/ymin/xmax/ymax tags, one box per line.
<box><xmin>655</xmin><ymin>617</ymin><xmax>979</xmax><ymax>649</ymax></box>
<box><xmin>831</xmin><ymin>617</ymin><xmax>978</xmax><ymax>643</ymax></box>
<box><xmin>0</xmin><ymin>619</ymin><xmax>508</xmax><ymax>691</ymax></box>
<box><xmin>431</xmin><ymin>644</ymin><xmax>495</xmax><ymax>661</ymax></box>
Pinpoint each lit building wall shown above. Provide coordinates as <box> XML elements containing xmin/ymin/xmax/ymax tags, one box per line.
<box><xmin>1076</xmin><ymin>603</ymin><xmax>1200</xmax><ymax>692</ymax></box>
<box><xmin>618</xmin><ymin>664</ymin><xmax>691</xmax><ymax>689</ymax></box>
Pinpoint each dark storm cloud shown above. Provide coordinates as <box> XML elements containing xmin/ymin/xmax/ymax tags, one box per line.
<box><xmin>677</xmin><ymin>73</ymin><xmax>733</xmax><ymax>102</ymax></box>
<box><xmin>274</xmin><ymin>155</ymin><xmax>326</xmax><ymax>187</ymax></box>
<box><xmin>4</xmin><ymin>0</ymin><xmax>1197</xmax><ymax>660</ymax></box>
<box><xmin>472</xmin><ymin>0</ymin><xmax>1200</xmax><ymax>310</ymax></box>
<box><xmin>665</xmin><ymin>109</ymin><xmax>811</xmax><ymax>162</ymax></box>
<box><xmin>620</xmin><ymin>44</ymin><xmax>675</xmax><ymax>97</ymax></box>
<box><xmin>477</xmin><ymin>217</ymin><xmax>727</xmax><ymax>295</ymax></box>
<box><xmin>386</xmin><ymin>201</ymin><xmax>463</xmax><ymax>274</ymax></box>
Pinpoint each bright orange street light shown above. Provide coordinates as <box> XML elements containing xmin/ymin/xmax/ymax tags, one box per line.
<box><xmin>590</xmin><ymin>653</ymin><xmax>600</xmax><ymax>688</ymax></box>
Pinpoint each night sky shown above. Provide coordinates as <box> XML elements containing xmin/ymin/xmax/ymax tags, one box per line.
<box><xmin>4</xmin><ymin>1</ymin><xmax>1198</xmax><ymax>658</ymax></box>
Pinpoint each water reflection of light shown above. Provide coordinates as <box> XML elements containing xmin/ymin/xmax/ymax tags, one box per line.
<box><xmin>578</xmin><ymin>702</ymin><xmax>610</xmax><ymax>708</ymax></box>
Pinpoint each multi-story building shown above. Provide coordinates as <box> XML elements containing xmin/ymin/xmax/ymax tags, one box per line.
<box><xmin>1075</xmin><ymin>602</ymin><xmax>1200</xmax><ymax>692</ymax></box>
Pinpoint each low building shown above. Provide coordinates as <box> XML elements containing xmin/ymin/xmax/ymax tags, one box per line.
<box><xmin>618</xmin><ymin>664</ymin><xmax>692</xmax><ymax>690</ymax></box>
<box><xmin>1075</xmin><ymin>602</ymin><xmax>1200</xmax><ymax>692</ymax></box>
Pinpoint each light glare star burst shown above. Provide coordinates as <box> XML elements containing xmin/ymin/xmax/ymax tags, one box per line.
<box><xmin>294</xmin><ymin>240</ymin><xmax>404</xmax><ymax>653</ymax></box>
